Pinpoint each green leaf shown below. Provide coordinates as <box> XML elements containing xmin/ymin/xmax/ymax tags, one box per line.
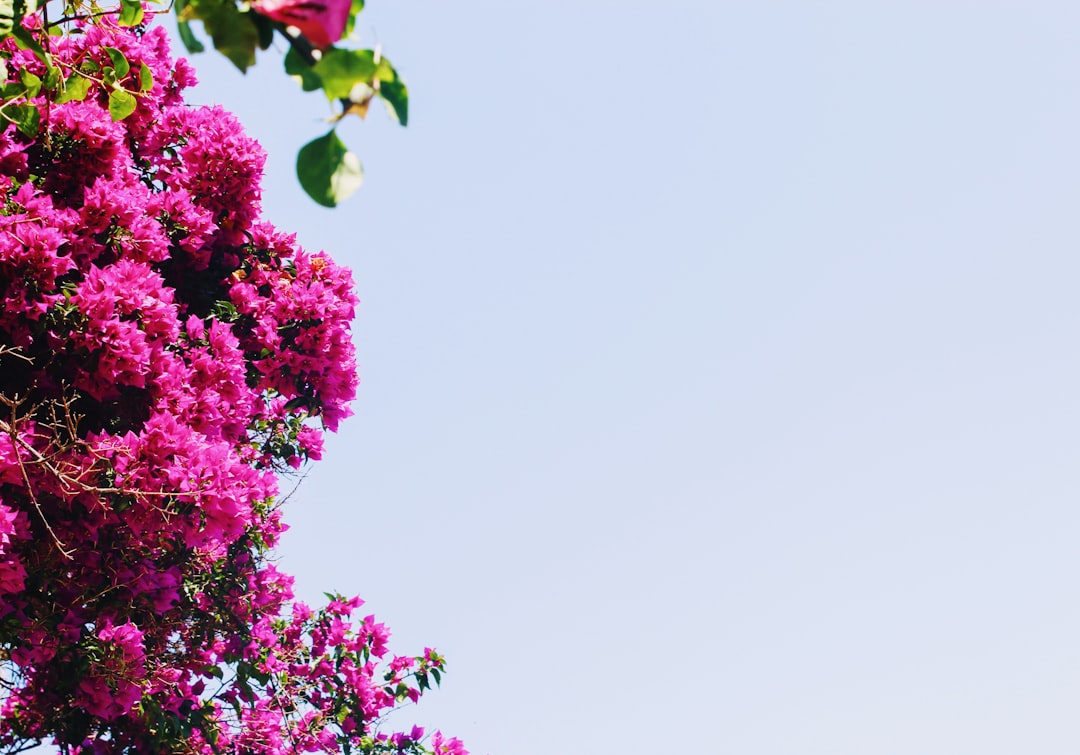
<box><xmin>284</xmin><ymin>46</ymin><xmax>322</xmax><ymax>92</ymax></box>
<box><xmin>374</xmin><ymin>56</ymin><xmax>396</xmax><ymax>83</ymax></box>
<box><xmin>104</xmin><ymin>46</ymin><xmax>130</xmax><ymax>78</ymax></box>
<box><xmin>17</xmin><ymin>68</ymin><xmax>39</xmax><ymax>98</ymax></box>
<box><xmin>187</xmin><ymin>0</ymin><xmax>258</xmax><ymax>72</ymax></box>
<box><xmin>55</xmin><ymin>74</ymin><xmax>90</xmax><ymax>103</ymax></box>
<box><xmin>0</xmin><ymin>81</ymin><xmax>23</xmax><ymax>100</ymax></box>
<box><xmin>296</xmin><ymin>130</ymin><xmax>363</xmax><ymax>207</ymax></box>
<box><xmin>378</xmin><ymin>79</ymin><xmax>408</xmax><ymax>126</ymax></box>
<box><xmin>138</xmin><ymin>61</ymin><xmax>153</xmax><ymax>91</ymax></box>
<box><xmin>283</xmin><ymin>396</ymin><xmax>308</xmax><ymax>412</ymax></box>
<box><xmin>11</xmin><ymin>23</ymin><xmax>46</xmax><ymax>62</ymax></box>
<box><xmin>118</xmin><ymin>0</ymin><xmax>144</xmax><ymax>26</ymax></box>
<box><xmin>250</xmin><ymin>10</ymin><xmax>275</xmax><ymax>50</ymax></box>
<box><xmin>176</xmin><ymin>19</ymin><xmax>205</xmax><ymax>53</ymax></box>
<box><xmin>0</xmin><ymin>0</ymin><xmax>16</xmax><ymax>38</ymax></box>
<box><xmin>108</xmin><ymin>89</ymin><xmax>137</xmax><ymax>121</ymax></box>
<box><xmin>2</xmin><ymin>102</ymin><xmax>37</xmax><ymax>136</ymax></box>
<box><xmin>208</xmin><ymin>299</ymin><xmax>238</xmax><ymax>322</ymax></box>
<box><xmin>343</xmin><ymin>0</ymin><xmax>364</xmax><ymax>38</ymax></box>
<box><xmin>312</xmin><ymin>48</ymin><xmax>378</xmax><ymax>100</ymax></box>
<box><xmin>42</xmin><ymin>64</ymin><xmax>60</xmax><ymax>92</ymax></box>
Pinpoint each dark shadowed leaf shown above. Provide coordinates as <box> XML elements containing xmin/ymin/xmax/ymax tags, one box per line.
<box><xmin>284</xmin><ymin>46</ymin><xmax>322</xmax><ymax>92</ymax></box>
<box><xmin>0</xmin><ymin>0</ymin><xmax>15</xmax><ymax>38</ymax></box>
<box><xmin>187</xmin><ymin>0</ymin><xmax>258</xmax><ymax>71</ymax></box>
<box><xmin>378</xmin><ymin>79</ymin><xmax>407</xmax><ymax>125</ymax></box>
<box><xmin>2</xmin><ymin>102</ymin><xmax>37</xmax><ymax>136</ymax></box>
<box><xmin>297</xmin><ymin>129</ymin><xmax>363</xmax><ymax>207</ymax></box>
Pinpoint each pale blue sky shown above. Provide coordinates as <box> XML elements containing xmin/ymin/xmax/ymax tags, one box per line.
<box><xmin>187</xmin><ymin>3</ymin><xmax>1080</xmax><ymax>753</ymax></box>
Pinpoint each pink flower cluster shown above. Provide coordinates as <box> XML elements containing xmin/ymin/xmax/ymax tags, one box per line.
<box><xmin>0</xmin><ymin>17</ymin><xmax>460</xmax><ymax>755</ymax></box>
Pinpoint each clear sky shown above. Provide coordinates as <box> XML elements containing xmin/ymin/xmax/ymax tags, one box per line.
<box><xmin>185</xmin><ymin>3</ymin><xmax>1080</xmax><ymax>754</ymax></box>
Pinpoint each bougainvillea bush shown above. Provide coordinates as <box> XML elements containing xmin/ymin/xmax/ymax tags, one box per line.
<box><xmin>0</xmin><ymin>16</ymin><xmax>461</xmax><ymax>755</ymax></box>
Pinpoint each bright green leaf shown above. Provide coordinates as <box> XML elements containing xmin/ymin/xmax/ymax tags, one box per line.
<box><xmin>296</xmin><ymin>130</ymin><xmax>363</xmax><ymax>207</ymax></box>
<box><xmin>138</xmin><ymin>61</ymin><xmax>153</xmax><ymax>91</ymax></box>
<box><xmin>108</xmin><ymin>89</ymin><xmax>137</xmax><ymax>121</ymax></box>
<box><xmin>104</xmin><ymin>46</ymin><xmax>130</xmax><ymax>78</ymax></box>
<box><xmin>17</xmin><ymin>68</ymin><xmax>39</xmax><ymax>98</ymax></box>
<box><xmin>344</xmin><ymin>0</ymin><xmax>365</xmax><ymax>37</ymax></box>
<box><xmin>55</xmin><ymin>73</ymin><xmax>90</xmax><ymax>103</ymax></box>
<box><xmin>118</xmin><ymin>0</ymin><xmax>144</xmax><ymax>26</ymax></box>
<box><xmin>374</xmin><ymin>56</ymin><xmax>395</xmax><ymax>83</ymax></box>
<box><xmin>312</xmin><ymin>48</ymin><xmax>378</xmax><ymax>101</ymax></box>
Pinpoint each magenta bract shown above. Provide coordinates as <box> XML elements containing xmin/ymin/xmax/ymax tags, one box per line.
<box><xmin>0</xmin><ymin>17</ymin><xmax>458</xmax><ymax>755</ymax></box>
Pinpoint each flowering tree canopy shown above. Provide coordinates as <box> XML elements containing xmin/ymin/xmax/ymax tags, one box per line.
<box><xmin>0</xmin><ymin>12</ymin><xmax>459</xmax><ymax>755</ymax></box>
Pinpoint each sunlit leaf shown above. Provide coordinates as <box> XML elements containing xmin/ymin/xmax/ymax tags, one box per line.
<box><xmin>17</xmin><ymin>68</ymin><xmax>39</xmax><ymax>98</ymax></box>
<box><xmin>138</xmin><ymin>61</ymin><xmax>153</xmax><ymax>91</ymax></box>
<box><xmin>55</xmin><ymin>73</ymin><xmax>90</xmax><ymax>103</ymax></box>
<box><xmin>104</xmin><ymin>46</ymin><xmax>130</xmax><ymax>78</ymax></box>
<box><xmin>118</xmin><ymin>0</ymin><xmax>144</xmax><ymax>26</ymax></box>
<box><xmin>312</xmin><ymin>48</ymin><xmax>378</xmax><ymax>100</ymax></box>
<box><xmin>343</xmin><ymin>0</ymin><xmax>364</xmax><ymax>37</ymax></box>
<box><xmin>108</xmin><ymin>89</ymin><xmax>137</xmax><ymax>121</ymax></box>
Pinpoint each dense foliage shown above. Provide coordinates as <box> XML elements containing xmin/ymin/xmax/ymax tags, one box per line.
<box><xmin>0</xmin><ymin>15</ymin><xmax>459</xmax><ymax>755</ymax></box>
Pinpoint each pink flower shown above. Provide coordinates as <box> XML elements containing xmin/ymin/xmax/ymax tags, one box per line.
<box><xmin>432</xmin><ymin>731</ymin><xmax>469</xmax><ymax>755</ymax></box>
<box><xmin>0</xmin><ymin>16</ymin><xmax>458</xmax><ymax>755</ymax></box>
<box><xmin>251</xmin><ymin>0</ymin><xmax>350</xmax><ymax>49</ymax></box>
